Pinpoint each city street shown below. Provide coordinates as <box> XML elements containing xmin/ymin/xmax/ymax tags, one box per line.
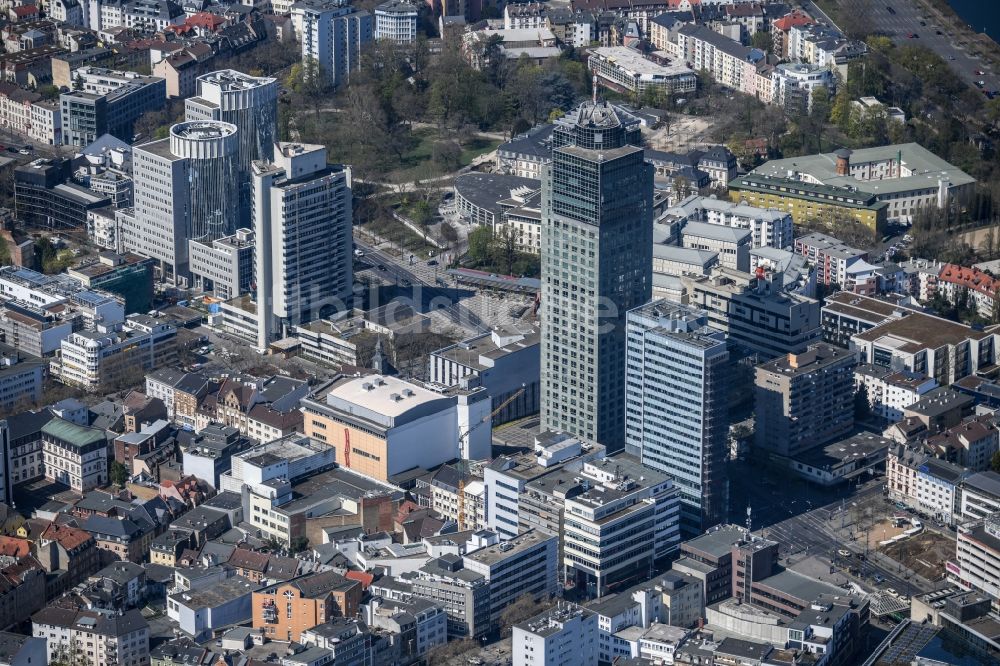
<box><xmin>827</xmin><ymin>0</ymin><xmax>1000</xmax><ymax>92</ymax></box>
<box><xmin>734</xmin><ymin>467</ymin><xmax>944</xmax><ymax>599</ymax></box>
<box><xmin>354</xmin><ymin>234</ymin><xmax>489</xmax><ymax>334</ymax></box>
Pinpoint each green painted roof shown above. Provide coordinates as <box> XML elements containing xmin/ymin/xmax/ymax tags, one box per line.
<box><xmin>41</xmin><ymin>417</ymin><xmax>106</xmax><ymax>448</ymax></box>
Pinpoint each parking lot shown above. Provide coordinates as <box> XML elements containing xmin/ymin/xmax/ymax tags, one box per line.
<box><xmin>829</xmin><ymin>0</ymin><xmax>1000</xmax><ymax>93</ymax></box>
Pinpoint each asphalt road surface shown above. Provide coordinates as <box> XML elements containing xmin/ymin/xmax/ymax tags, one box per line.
<box><xmin>753</xmin><ymin>477</ymin><xmax>939</xmax><ymax>598</ymax></box>
<box><xmin>354</xmin><ymin>236</ymin><xmax>488</xmax><ymax>333</ymax></box>
<box><xmin>834</xmin><ymin>0</ymin><xmax>999</xmax><ymax>93</ymax></box>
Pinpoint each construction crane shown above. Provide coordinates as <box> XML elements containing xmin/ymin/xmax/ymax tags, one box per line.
<box><xmin>457</xmin><ymin>387</ymin><xmax>526</xmax><ymax>529</ymax></box>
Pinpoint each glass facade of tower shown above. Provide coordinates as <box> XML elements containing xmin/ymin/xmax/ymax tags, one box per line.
<box><xmin>170</xmin><ymin>122</ymin><xmax>239</xmax><ymax>243</ymax></box>
<box><xmin>540</xmin><ymin>102</ymin><xmax>653</xmax><ymax>450</ymax></box>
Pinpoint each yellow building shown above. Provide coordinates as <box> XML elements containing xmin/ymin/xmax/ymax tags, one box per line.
<box><xmin>728</xmin><ymin>173</ymin><xmax>888</xmax><ymax>234</ymax></box>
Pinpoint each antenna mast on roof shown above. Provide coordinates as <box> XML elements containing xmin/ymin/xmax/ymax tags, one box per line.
<box><xmin>592</xmin><ymin>74</ymin><xmax>598</xmax><ymax>105</ymax></box>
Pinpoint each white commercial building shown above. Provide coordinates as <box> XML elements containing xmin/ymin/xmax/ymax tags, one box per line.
<box><xmin>668</xmin><ymin>195</ymin><xmax>794</xmax><ymax>250</ymax></box>
<box><xmin>484</xmin><ymin>432</ymin><xmax>606</xmax><ymax>540</ymax></box>
<box><xmin>513</xmin><ymin>604</ymin><xmax>598</xmax><ymax>666</ymax></box>
<box><xmin>588</xmin><ymin>47</ymin><xmax>697</xmax><ymax>96</ymax></box>
<box><xmin>188</xmin><ymin>229</ymin><xmax>255</xmax><ymax>300</ymax></box>
<box><xmin>626</xmin><ymin>300</ymin><xmax>729</xmax><ymax>537</ymax></box>
<box><xmin>428</xmin><ymin>326</ymin><xmax>540</xmax><ymax>426</ymax></box>
<box><xmin>54</xmin><ymin>314</ymin><xmax>176</xmax><ymax>390</ymax></box>
<box><xmin>955</xmin><ymin>512</ymin><xmax>1000</xmax><ymax>603</ymax></box>
<box><xmin>464</xmin><ymin>529</ymin><xmax>559</xmax><ymax>629</ymax></box>
<box><xmin>374</xmin><ymin>0</ymin><xmax>418</xmax><ymax>43</ymax></box>
<box><xmin>681</xmin><ymin>221</ymin><xmax>751</xmax><ymax>273</ymax></box>
<box><xmin>252</xmin><ymin>142</ymin><xmax>353</xmax><ymax>351</ymax></box>
<box><xmin>855</xmin><ymin>364</ymin><xmax>937</xmax><ymax>422</ymax></box>
<box><xmin>41</xmin><ymin>417</ymin><xmax>108</xmax><ymax>492</ymax></box>
<box><xmin>121</xmin><ymin>121</ymin><xmax>239</xmax><ymax>284</ymax></box>
<box><xmin>563</xmin><ymin>456</ymin><xmax>681</xmax><ymax>597</ymax></box>
<box><xmin>958</xmin><ymin>472</ymin><xmax>1000</xmax><ymax>522</ymax></box>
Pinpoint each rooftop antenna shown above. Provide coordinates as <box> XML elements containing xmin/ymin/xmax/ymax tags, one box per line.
<box><xmin>592</xmin><ymin>74</ymin><xmax>598</xmax><ymax>105</ymax></box>
<box><xmin>746</xmin><ymin>504</ymin><xmax>752</xmax><ymax>536</ymax></box>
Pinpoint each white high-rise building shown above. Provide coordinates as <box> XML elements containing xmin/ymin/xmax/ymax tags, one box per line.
<box><xmin>374</xmin><ymin>0</ymin><xmax>418</xmax><ymax>43</ymax></box>
<box><xmin>121</xmin><ymin>121</ymin><xmax>239</xmax><ymax>284</ymax></box>
<box><xmin>513</xmin><ymin>604</ymin><xmax>598</xmax><ymax>666</ymax></box>
<box><xmin>253</xmin><ymin>142</ymin><xmax>353</xmax><ymax>351</ymax></box>
<box><xmin>295</xmin><ymin>0</ymin><xmax>373</xmax><ymax>88</ymax></box>
<box><xmin>625</xmin><ymin>300</ymin><xmax>729</xmax><ymax>537</ymax></box>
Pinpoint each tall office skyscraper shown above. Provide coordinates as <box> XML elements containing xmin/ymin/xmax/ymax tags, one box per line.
<box><xmin>253</xmin><ymin>142</ymin><xmax>353</xmax><ymax>351</ymax></box>
<box><xmin>120</xmin><ymin>121</ymin><xmax>238</xmax><ymax>283</ymax></box>
<box><xmin>539</xmin><ymin>101</ymin><xmax>653</xmax><ymax>449</ymax></box>
<box><xmin>625</xmin><ymin>300</ymin><xmax>729</xmax><ymax>536</ymax></box>
<box><xmin>186</xmin><ymin>70</ymin><xmax>278</xmax><ymax>224</ymax></box>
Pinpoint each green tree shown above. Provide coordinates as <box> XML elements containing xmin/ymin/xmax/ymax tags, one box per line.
<box><xmin>750</xmin><ymin>31</ymin><xmax>773</xmax><ymax>53</ymax></box>
<box><xmin>810</xmin><ymin>87</ymin><xmax>832</xmax><ymax>123</ymax></box>
<box><xmin>468</xmin><ymin>226</ymin><xmax>494</xmax><ymax>264</ymax></box>
<box><xmin>409</xmin><ymin>199</ymin><xmax>433</xmax><ymax>226</ymax></box>
<box><xmin>830</xmin><ymin>84</ymin><xmax>852</xmax><ymax>128</ymax></box>
<box><xmin>37</xmin><ymin>84</ymin><xmax>59</xmax><ymax>100</ymax></box>
<box><xmin>109</xmin><ymin>461</ymin><xmax>129</xmax><ymax>487</ymax></box>
<box><xmin>992</xmin><ymin>450</ymin><xmax>1000</xmax><ymax>474</ymax></box>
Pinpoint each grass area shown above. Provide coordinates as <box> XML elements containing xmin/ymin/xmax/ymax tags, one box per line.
<box><xmin>362</xmin><ymin>213</ymin><xmax>438</xmax><ymax>258</ymax></box>
<box><xmin>387</xmin><ymin>128</ymin><xmax>501</xmax><ymax>183</ymax></box>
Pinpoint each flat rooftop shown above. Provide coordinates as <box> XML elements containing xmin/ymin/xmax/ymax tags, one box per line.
<box><xmin>854</xmin><ymin>312</ymin><xmax>994</xmax><ymax>351</ymax></box>
<box><xmin>170</xmin><ymin>576</ymin><xmax>256</xmax><ymax>609</ymax></box>
<box><xmin>465</xmin><ymin>529</ymin><xmax>553</xmax><ymax>566</ymax></box>
<box><xmin>320</xmin><ymin>374</ymin><xmax>452</xmax><ymax>427</ymax></box>
<box><xmin>235</xmin><ymin>434</ymin><xmax>327</xmax><ymax>467</ymax></box>
<box><xmin>432</xmin><ymin>326</ymin><xmax>539</xmax><ymax>372</ymax></box>
<box><xmin>196</xmin><ymin>68</ymin><xmax>276</xmax><ymax>90</ymax></box>
<box><xmin>791</xmin><ymin>432</ymin><xmax>890</xmax><ymax>471</ymax></box>
<box><xmin>591</xmin><ymin>46</ymin><xmax>694</xmax><ymax>78</ymax></box>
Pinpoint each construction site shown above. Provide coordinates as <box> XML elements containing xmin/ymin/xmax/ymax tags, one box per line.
<box><xmin>879</xmin><ymin>530</ymin><xmax>954</xmax><ymax>584</ymax></box>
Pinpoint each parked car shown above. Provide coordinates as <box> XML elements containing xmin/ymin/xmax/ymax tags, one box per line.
<box><xmin>838</xmin><ymin>549</ymin><xmax>851</xmax><ymax>558</ymax></box>
<box><xmin>427</xmin><ymin>259</ymin><xmax>438</xmax><ymax>266</ymax></box>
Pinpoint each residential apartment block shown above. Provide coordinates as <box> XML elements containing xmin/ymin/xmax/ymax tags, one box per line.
<box><xmin>754</xmin><ymin>343</ymin><xmax>857</xmax><ymax>459</ymax></box>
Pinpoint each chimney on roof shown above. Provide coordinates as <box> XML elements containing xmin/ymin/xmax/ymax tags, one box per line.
<box><xmin>835</xmin><ymin>148</ymin><xmax>851</xmax><ymax>176</ymax></box>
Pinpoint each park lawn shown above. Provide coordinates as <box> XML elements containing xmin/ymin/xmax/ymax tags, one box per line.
<box><xmin>386</xmin><ymin>128</ymin><xmax>501</xmax><ymax>183</ymax></box>
<box><xmin>364</xmin><ymin>213</ymin><xmax>438</xmax><ymax>258</ymax></box>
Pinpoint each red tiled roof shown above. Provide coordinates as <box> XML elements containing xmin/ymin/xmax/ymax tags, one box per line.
<box><xmin>12</xmin><ymin>6</ymin><xmax>38</xmax><ymax>16</ymax></box>
<box><xmin>187</xmin><ymin>12</ymin><xmax>226</xmax><ymax>29</ymax></box>
<box><xmin>938</xmin><ymin>263</ymin><xmax>999</xmax><ymax>297</ymax></box>
<box><xmin>773</xmin><ymin>9</ymin><xmax>814</xmax><ymax>31</ymax></box>
<box><xmin>40</xmin><ymin>523</ymin><xmax>93</xmax><ymax>551</ymax></box>
<box><xmin>0</xmin><ymin>537</ymin><xmax>30</xmax><ymax>558</ymax></box>
<box><xmin>345</xmin><ymin>570</ymin><xmax>375</xmax><ymax>589</ymax></box>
